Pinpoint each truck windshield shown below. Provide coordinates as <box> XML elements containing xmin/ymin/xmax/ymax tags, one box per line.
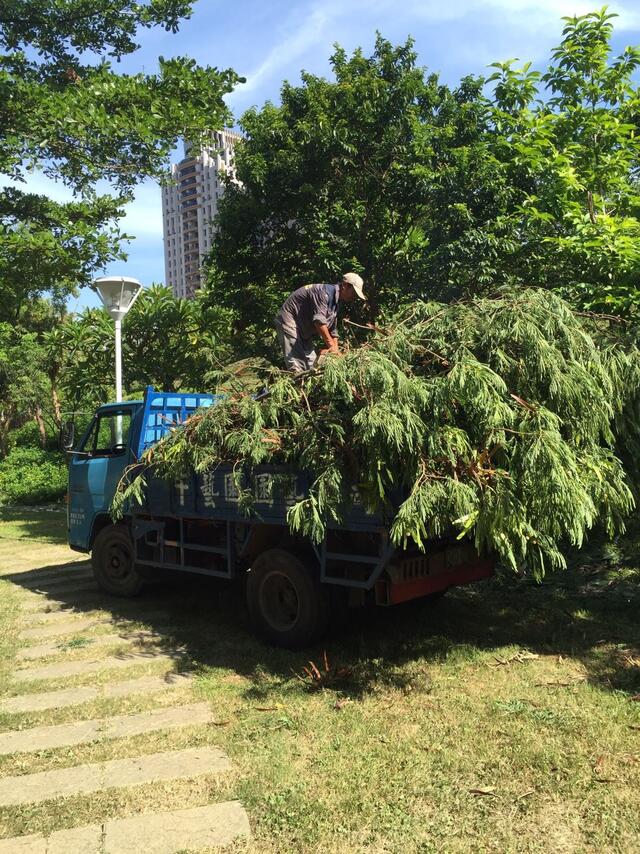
<box><xmin>81</xmin><ymin>410</ymin><xmax>132</xmax><ymax>455</ymax></box>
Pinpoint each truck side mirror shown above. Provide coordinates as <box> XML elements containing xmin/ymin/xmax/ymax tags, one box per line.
<box><xmin>59</xmin><ymin>420</ymin><xmax>75</xmax><ymax>452</ymax></box>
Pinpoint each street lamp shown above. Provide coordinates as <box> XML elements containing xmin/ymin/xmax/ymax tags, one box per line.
<box><xmin>93</xmin><ymin>276</ymin><xmax>143</xmax><ymax>402</ymax></box>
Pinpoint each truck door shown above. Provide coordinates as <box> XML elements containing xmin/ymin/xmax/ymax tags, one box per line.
<box><xmin>68</xmin><ymin>408</ymin><xmax>134</xmax><ymax>550</ymax></box>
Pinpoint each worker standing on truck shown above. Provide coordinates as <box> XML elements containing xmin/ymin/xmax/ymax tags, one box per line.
<box><xmin>274</xmin><ymin>272</ymin><xmax>366</xmax><ymax>373</ymax></box>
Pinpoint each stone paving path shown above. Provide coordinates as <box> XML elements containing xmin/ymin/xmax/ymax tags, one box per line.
<box><xmin>16</xmin><ymin>630</ymin><xmax>161</xmax><ymax>661</ymax></box>
<box><xmin>0</xmin><ymin>562</ymin><xmax>251</xmax><ymax>852</ymax></box>
<box><xmin>0</xmin><ymin>802</ymin><xmax>251</xmax><ymax>853</ymax></box>
<box><xmin>21</xmin><ymin>580</ymin><xmax>100</xmax><ymax>601</ymax></box>
<box><xmin>14</xmin><ymin>650</ymin><xmax>182</xmax><ymax>683</ymax></box>
<box><xmin>0</xmin><ymin>746</ymin><xmax>231</xmax><ymax>806</ymax></box>
<box><xmin>0</xmin><ymin>673</ymin><xmax>194</xmax><ymax>714</ymax></box>
<box><xmin>0</xmin><ymin>703</ymin><xmax>213</xmax><ymax>755</ymax></box>
<box><xmin>21</xmin><ymin>572</ymin><xmax>94</xmax><ymax>590</ymax></box>
<box><xmin>19</xmin><ymin>611</ymin><xmax>169</xmax><ymax>640</ymax></box>
<box><xmin>20</xmin><ymin>593</ymin><xmax>97</xmax><ymax>614</ymax></box>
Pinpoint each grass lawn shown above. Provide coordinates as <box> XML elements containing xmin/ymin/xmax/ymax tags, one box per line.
<box><xmin>0</xmin><ymin>508</ymin><xmax>638</xmax><ymax>852</ymax></box>
<box><xmin>0</xmin><ymin>504</ymin><xmax>67</xmax><ymax>544</ymax></box>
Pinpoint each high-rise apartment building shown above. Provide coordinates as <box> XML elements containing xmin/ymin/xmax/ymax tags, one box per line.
<box><xmin>161</xmin><ymin>129</ymin><xmax>242</xmax><ymax>298</ymax></box>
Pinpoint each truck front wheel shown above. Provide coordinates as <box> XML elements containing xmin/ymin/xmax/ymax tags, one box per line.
<box><xmin>246</xmin><ymin>549</ymin><xmax>327</xmax><ymax>648</ymax></box>
<box><xmin>92</xmin><ymin>525</ymin><xmax>144</xmax><ymax>597</ymax></box>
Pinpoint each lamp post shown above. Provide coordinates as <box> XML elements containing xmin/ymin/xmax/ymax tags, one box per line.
<box><xmin>93</xmin><ymin>276</ymin><xmax>143</xmax><ymax>402</ymax></box>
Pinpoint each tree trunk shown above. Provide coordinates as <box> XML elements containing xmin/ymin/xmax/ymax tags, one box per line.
<box><xmin>34</xmin><ymin>406</ymin><xmax>47</xmax><ymax>448</ymax></box>
<box><xmin>51</xmin><ymin>386</ymin><xmax>62</xmax><ymax>428</ymax></box>
<box><xmin>0</xmin><ymin>415</ymin><xmax>11</xmax><ymax>458</ymax></box>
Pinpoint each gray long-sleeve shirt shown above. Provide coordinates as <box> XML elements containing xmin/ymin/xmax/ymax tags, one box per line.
<box><xmin>275</xmin><ymin>284</ymin><xmax>339</xmax><ymax>342</ymax></box>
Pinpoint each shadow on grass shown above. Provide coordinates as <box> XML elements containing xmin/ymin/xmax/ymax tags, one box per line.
<box><xmin>0</xmin><ymin>506</ymin><xmax>67</xmax><ymax>545</ymax></box>
<box><xmin>3</xmin><ymin>552</ymin><xmax>639</xmax><ymax>703</ymax></box>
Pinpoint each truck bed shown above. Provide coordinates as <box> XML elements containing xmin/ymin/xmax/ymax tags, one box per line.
<box><xmin>138</xmin><ymin>464</ymin><xmax>388</xmax><ymax>531</ymax></box>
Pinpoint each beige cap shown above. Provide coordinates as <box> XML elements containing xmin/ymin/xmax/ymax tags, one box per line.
<box><xmin>342</xmin><ymin>272</ymin><xmax>365</xmax><ymax>300</ymax></box>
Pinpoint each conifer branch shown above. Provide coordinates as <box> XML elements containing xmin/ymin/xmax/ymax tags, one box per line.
<box><xmin>113</xmin><ymin>288</ymin><xmax>640</xmax><ymax>578</ymax></box>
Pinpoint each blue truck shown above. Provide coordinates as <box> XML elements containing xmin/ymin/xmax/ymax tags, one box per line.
<box><xmin>64</xmin><ymin>386</ymin><xmax>493</xmax><ymax>648</ymax></box>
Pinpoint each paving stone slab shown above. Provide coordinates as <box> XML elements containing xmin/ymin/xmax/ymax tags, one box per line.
<box><xmin>0</xmin><ymin>686</ymin><xmax>98</xmax><ymax>714</ymax></box>
<box><xmin>17</xmin><ymin>630</ymin><xmax>161</xmax><ymax>661</ymax></box>
<box><xmin>102</xmin><ymin>746</ymin><xmax>231</xmax><ymax>789</ymax></box>
<box><xmin>48</xmin><ymin>825</ymin><xmax>101</xmax><ymax>854</ymax></box>
<box><xmin>0</xmin><ymin>760</ymin><xmax>103</xmax><ymax>806</ymax></box>
<box><xmin>15</xmin><ymin>652</ymin><xmax>182</xmax><ymax>683</ymax></box>
<box><xmin>20</xmin><ymin>592</ymin><xmax>154</xmax><ymax>614</ymax></box>
<box><xmin>0</xmin><ymin>702</ymin><xmax>212</xmax><ymax>754</ymax></box>
<box><xmin>19</xmin><ymin>585</ymin><xmax>95</xmax><ymax>606</ymax></box>
<box><xmin>1</xmin><ymin>563</ymin><xmax>90</xmax><ymax>585</ymax></box>
<box><xmin>20</xmin><ymin>572</ymin><xmax>93</xmax><ymax>590</ymax></box>
<box><xmin>0</xmin><ymin>824</ymin><xmax>100</xmax><ymax>854</ymax></box>
<box><xmin>103</xmin><ymin>672</ymin><xmax>193</xmax><ymax>700</ymax></box>
<box><xmin>19</xmin><ymin>617</ymin><xmax>115</xmax><ymax>640</ymax></box>
<box><xmin>20</xmin><ymin>599</ymin><xmax>68</xmax><ymax>614</ymax></box>
<box><xmin>21</xmin><ymin>583</ymin><xmax>96</xmax><ymax>601</ymax></box>
<box><xmin>21</xmin><ymin>611</ymin><xmax>111</xmax><ymax>628</ymax></box>
<box><xmin>104</xmin><ymin>801</ymin><xmax>251</xmax><ymax>852</ymax></box>
<box><xmin>0</xmin><ymin>746</ymin><xmax>231</xmax><ymax>806</ymax></box>
<box><xmin>0</xmin><ymin>673</ymin><xmax>194</xmax><ymax>713</ymax></box>
<box><xmin>0</xmin><ymin>801</ymin><xmax>250</xmax><ymax>853</ymax></box>
<box><xmin>0</xmin><ymin>836</ymin><xmax>45</xmax><ymax>853</ymax></box>
<box><xmin>22</xmin><ymin>580</ymin><xmax>97</xmax><ymax>599</ymax></box>
<box><xmin>20</xmin><ymin>611</ymin><xmax>169</xmax><ymax>640</ymax></box>
<box><xmin>19</xmin><ymin>573</ymin><xmax>92</xmax><ymax>591</ymax></box>
<box><xmin>22</xmin><ymin>607</ymin><xmax>169</xmax><ymax>626</ymax></box>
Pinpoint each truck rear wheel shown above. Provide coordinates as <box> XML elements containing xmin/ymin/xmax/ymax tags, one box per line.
<box><xmin>92</xmin><ymin>525</ymin><xmax>144</xmax><ymax>597</ymax></box>
<box><xmin>246</xmin><ymin>549</ymin><xmax>327</xmax><ymax>649</ymax></box>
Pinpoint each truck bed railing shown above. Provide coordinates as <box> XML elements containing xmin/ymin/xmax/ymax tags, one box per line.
<box><xmin>135</xmin><ymin>385</ymin><xmax>221</xmax><ymax>459</ymax></box>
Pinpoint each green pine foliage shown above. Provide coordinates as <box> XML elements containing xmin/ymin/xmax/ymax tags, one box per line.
<box><xmin>114</xmin><ymin>290</ymin><xmax>640</xmax><ymax>576</ymax></box>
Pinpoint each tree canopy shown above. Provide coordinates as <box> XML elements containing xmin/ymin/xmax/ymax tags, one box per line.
<box><xmin>204</xmin><ymin>10</ymin><xmax>640</xmax><ymax>348</ymax></box>
<box><xmin>0</xmin><ymin>0</ymin><xmax>241</xmax><ymax>322</ymax></box>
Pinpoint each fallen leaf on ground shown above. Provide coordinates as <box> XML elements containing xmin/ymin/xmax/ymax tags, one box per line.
<box><xmin>594</xmin><ymin>754</ymin><xmax>607</xmax><ymax>774</ymax></box>
<box><xmin>492</xmin><ymin>651</ymin><xmax>539</xmax><ymax>667</ymax></box>
<box><xmin>535</xmin><ymin>677</ymin><xmax>587</xmax><ymax>687</ymax></box>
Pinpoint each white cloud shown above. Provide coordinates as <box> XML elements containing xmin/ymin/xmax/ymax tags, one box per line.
<box><xmin>403</xmin><ymin>0</ymin><xmax>639</xmax><ymax>28</ymax></box>
<box><xmin>227</xmin><ymin>0</ymin><xmax>640</xmax><ymax>110</ymax></box>
<box><xmin>229</xmin><ymin>5</ymin><xmax>334</xmax><ymax>100</ymax></box>
<box><xmin>228</xmin><ymin>0</ymin><xmax>398</xmax><ymax>103</ymax></box>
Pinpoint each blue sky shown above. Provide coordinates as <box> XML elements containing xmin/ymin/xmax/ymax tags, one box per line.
<box><xmin>12</xmin><ymin>0</ymin><xmax>640</xmax><ymax>312</ymax></box>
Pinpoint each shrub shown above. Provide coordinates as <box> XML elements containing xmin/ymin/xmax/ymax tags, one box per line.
<box><xmin>8</xmin><ymin>420</ymin><xmax>59</xmax><ymax>452</ymax></box>
<box><xmin>0</xmin><ymin>447</ymin><xmax>67</xmax><ymax>505</ymax></box>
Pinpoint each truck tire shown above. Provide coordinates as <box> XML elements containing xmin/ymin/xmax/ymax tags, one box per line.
<box><xmin>91</xmin><ymin>525</ymin><xmax>144</xmax><ymax>597</ymax></box>
<box><xmin>246</xmin><ymin>549</ymin><xmax>327</xmax><ymax>649</ymax></box>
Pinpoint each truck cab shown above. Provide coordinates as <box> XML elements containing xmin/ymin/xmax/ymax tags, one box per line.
<box><xmin>67</xmin><ymin>388</ymin><xmax>215</xmax><ymax>553</ymax></box>
<box><xmin>68</xmin><ymin>400</ymin><xmax>142</xmax><ymax>552</ymax></box>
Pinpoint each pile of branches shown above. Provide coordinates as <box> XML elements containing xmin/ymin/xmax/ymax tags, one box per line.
<box><xmin>114</xmin><ymin>289</ymin><xmax>640</xmax><ymax>576</ymax></box>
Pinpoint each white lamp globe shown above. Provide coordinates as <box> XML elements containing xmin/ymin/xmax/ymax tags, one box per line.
<box><xmin>93</xmin><ymin>276</ymin><xmax>143</xmax><ymax>320</ymax></box>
